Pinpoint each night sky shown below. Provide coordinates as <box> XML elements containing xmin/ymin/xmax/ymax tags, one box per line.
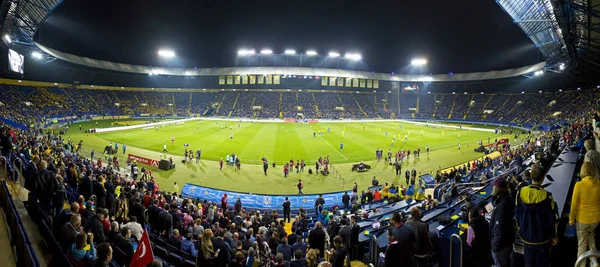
<box><xmin>36</xmin><ymin>0</ymin><xmax>540</xmax><ymax>74</ymax></box>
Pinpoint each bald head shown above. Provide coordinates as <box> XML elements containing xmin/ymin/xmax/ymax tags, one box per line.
<box><xmin>70</xmin><ymin>202</ymin><xmax>80</xmax><ymax>213</ymax></box>
<box><xmin>39</xmin><ymin>160</ymin><xmax>48</xmax><ymax>170</ymax></box>
<box><xmin>585</xmin><ymin>139</ymin><xmax>594</xmax><ymax>151</ymax></box>
<box><xmin>70</xmin><ymin>214</ymin><xmax>81</xmax><ymax>228</ymax></box>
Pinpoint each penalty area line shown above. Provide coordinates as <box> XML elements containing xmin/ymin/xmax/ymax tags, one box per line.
<box><xmin>318</xmin><ymin>136</ymin><xmax>348</xmax><ymax>160</ymax></box>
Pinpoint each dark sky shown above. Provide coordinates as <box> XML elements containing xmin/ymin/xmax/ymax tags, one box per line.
<box><xmin>36</xmin><ymin>0</ymin><xmax>540</xmax><ymax>74</ymax></box>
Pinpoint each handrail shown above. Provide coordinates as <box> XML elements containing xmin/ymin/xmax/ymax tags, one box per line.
<box><xmin>370</xmin><ymin>234</ymin><xmax>378</xmax><ymax>265</ymax></box>
<box><xmin>574</xmin><ymin>250</ymin><xmax>600</xmax><ymax>267</ymax></box>
<box><xmin>0</xmin><ymin>156</ymin><xmax>7</xmax><ymax>180</ymax></box>
<box><xmin>449</xmin><ymin>234</ymin><xmax>464</xmax><ymax>267</ymax></box>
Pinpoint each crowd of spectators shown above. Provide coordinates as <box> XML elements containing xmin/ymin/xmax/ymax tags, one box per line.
<box><xmin>1</xmin><ymin>85</ymin><xmax>598</xmax><ymax>132</ymax></box>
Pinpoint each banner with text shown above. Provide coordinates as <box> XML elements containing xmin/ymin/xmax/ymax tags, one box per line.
<box><xmin>128</xmin><ymin>154</ymin><xmax>159</xmax><ymax>168</ymax></box>
<box><xmin>181</xmin><ymin>183</ymin><xmax>346</xmax><ymax>210</ymax></box>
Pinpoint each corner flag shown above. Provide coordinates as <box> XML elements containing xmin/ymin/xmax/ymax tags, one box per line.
<box><xmin>130</xmin><ymin>230</ymin><xmax>154</xmax><ymax>267</ymax></box>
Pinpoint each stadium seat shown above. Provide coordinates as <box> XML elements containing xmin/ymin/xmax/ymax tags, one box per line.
<box><xmin>25</xmin><ymin>245</ymin><xmax>40</xmax><ymax>267</ymax></box>
<box><xmin>165</xmin><ymin>243</ymin><xmax>179</xmax><ymax>253</ymax></box>
<box><xmin>166</xmin><ymin>253</ymin><xmax>183</xmax><ymax>267</ymax></box>
<box><xmin>155</xmin><ymin>237</ymin><xmax>167</xmax><ymax>248</ymax></box>
<box><xmin>179</xmin><ymin>250</ymin><xmax>194</xmax><ymax>261</ymax></box>
<box><xmin>154</xmin><ymin>245</ymin><xmax>168</xmax><ymax>259</ymax></box>
<box><xmin>183</xmin><ymin>259</ymin><xmax>196</xmax><ymax>267</ymax></box>
<box><xmin>112</xmin><ymin>246</ymin><xmax>127</xmax><ymax>266</ymax></box>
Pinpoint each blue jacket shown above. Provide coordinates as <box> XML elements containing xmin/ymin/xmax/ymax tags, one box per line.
<box><xmin>69</xmin><ymin>243</ymin><xmax>96</xmax><ymax>262</ymax></box>
<box><xmin>180</xmin><ymin>238</ymin><xmax>197</xmax><ymax>257</ymax></box>
<box><xmin>515</xmin><ymin>185</ymin><xmax>557</xmax><ymax>245</ymax></box>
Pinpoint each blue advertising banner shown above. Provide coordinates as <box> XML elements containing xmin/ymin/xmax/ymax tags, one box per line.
<box><xmin>181</xmin><ymin>183</ymin><xmax>347</xmax><ymax>210</ymax></box>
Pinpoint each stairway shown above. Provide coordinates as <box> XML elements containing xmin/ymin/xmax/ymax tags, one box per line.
<box><xmin>61</xmin><ymin>88</ymin><xmax>76</xmax><ymax>103</ymax></box>
<box><xmin>447</xmin><ymin>95</ymin><xmax>457</xmax><ymax>119</ymax></box>
<box><xmin>354</xmin><ymin>96</ymin><xmax>368</xmax><ymax>117</ymax></box>
<box><xmin>433</xmin><ymin>94</ymin><xmax>443</xmax><ymax>117</ymax></box>
<box><xmin>497</xmin><ymin>95</ymin><xmax>512</xmax><ymax>122</ymax></box>
<box><xmin>187</xmin><ymin>93</ymin><xmax>193</xmax><ymax>114</ymax></box>
<box><xmin>232</xmin><ymin>93</ymin><xmax>240</xmax><ymax>110</ymax></box>
<box><xmin>480</xmin><ymin>95</ymin><xmax>493</xmax><ymax>120</ymax></box>
<box><xmin>215</xmin><ymin>94</ymin><xmax>226</xmax><ymax>114</ymax></box>
<box><xmin>463</xmin><ymin>94</ymin><xmax>475</xmax><ymax>120</ymax></box>
<box><xmin>313</xmin><ymin>93</ymin><xmax>320</xmax><ymax>113</ymax></box>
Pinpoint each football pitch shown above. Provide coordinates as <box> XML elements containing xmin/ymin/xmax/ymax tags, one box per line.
<box><xmin>67</xmin><ymin>119</ymin><xmax>513</xmax><ymax>195</ymax></box>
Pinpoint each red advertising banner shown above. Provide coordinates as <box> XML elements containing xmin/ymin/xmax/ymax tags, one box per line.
<box><xmin>485</xmin><ymin>138</ymin><xmax>509</xmax><ymax>148</ymax></box>
<box><xmin>128</xmin><ymin>154</ymin><xmax>159</xmax><ymax>168</ymax></box>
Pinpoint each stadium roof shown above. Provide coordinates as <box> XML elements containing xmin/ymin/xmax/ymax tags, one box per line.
<box><xmin>32</xmin><ymin>0</ymin><xmax>541</xmax><ymax>74</ymax></box>
<box><xmin>1</xmin><ymin>0</ymin><xmax>599</xmax><ymax>87</ymax></box>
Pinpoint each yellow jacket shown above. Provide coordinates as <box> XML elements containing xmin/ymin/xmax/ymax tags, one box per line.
<box><xmin>569</xmin><ymin>176</ymin><xmax>600</xmax><ymax>225</ymax></box>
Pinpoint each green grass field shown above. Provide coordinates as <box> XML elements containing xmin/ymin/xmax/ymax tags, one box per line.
<box><xmin>65</xmin><ymin>119</ymin><xmax>512</xmax><ymax>195</ymax></box>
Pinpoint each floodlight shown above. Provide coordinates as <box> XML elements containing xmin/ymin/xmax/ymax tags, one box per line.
<box><xmin>260</xmin><ymin>49</ymin><xmax>273</xmax><ymax>55</ymax></box>
<box><xmin>344</xmin><ymin>53</ymin><xmax>362</xmax><ymax>61</ymax></box>
<box><xmin>31</xmin><ymin>51</ymin><xmax>43</xmax><ymax>59</ymax></box>
<box><xmin>3</xmin><ymin>34</ymin><xmax>10</xmax><ymax>43</ymax></box>
<box><xmin>306</xmin><ymin>50</ymin><xmax>317</xmax><ymax>56</ymax></box>
<box><xmin>411</xmin><ymin>58</ymin><xmax>427</xmax><ymax>66</ymax></box>
<box><xmin>284</xmin><ymin>49</ymin><xmax>296</xmax><ymax>55</ymax></box>
<box><xmin>534</xmin><ymin>70</ymin><xmax>544</xmax><ymax>76</ymax></box>
<box><xmin>328</xmin><ymin>52</ymin><xmax>340</xmax><ymax>57</ymax></box>
<box><xmin>158</xmin><ymin>50</ymin><xmax>175</xmax><ymax>57</ymax></box>
<box><xmin>558</xmin><ymin>63</ymin><xmax>565</xmax><ymax>70</ymax></box>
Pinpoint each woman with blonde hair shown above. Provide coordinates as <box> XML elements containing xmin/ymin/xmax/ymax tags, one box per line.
<box><xmin>569</xmin><ymin>162</ymin><xmax>600</xmax><ymax>266</ymax></box>
<box><xmin>198</xmin><ymin>229</ymin><xmax>218</xmax><ymax>267</ymax></box>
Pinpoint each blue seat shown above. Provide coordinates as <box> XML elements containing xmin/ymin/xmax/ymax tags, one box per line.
<box><xmin>180</xmin><ymin>250</ymin><xmax>194</xmax><ymax>261</ymax></box>
<box><xmin>183</xmin><ymin>259</ymin><xmax>196</xmax><ymax>267</ymax></box>
<box><xmin>154</xmin><ymin>245</ymin><xmax>168</xmax><ymax>259</ymax></box>
<box><xmin>112</xmin><ymin>246</ymin><xmax>128</xmax><ymax>267</ymax></box>
<box><xmin>167</xmin><ymin>253</ymin><xmax>183</xmax><ymax>267</ymax></box>
<box><xmin>165</xmin><ymin>243</ymin><xmax>179</xmax><ymax>253</ymax></box>
<box><xmin>25</xmin><ymin>245</ymin><xmax>40</xmax><ymax>267</ymax></box>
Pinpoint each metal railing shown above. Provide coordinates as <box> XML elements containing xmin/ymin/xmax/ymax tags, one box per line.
<box><xmin>574</xmin><ymin>250</ymin><xmax>600</xmax><ymax>267</ymax></box>
<box><xmin>449</xmin><ymin>234</ymin><xmax>464</xmax><ymax>267</ymax></box>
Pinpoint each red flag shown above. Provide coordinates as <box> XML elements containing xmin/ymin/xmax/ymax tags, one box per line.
<box><xmin>129</xmin><ymin>230</ymin><xmax>154</xmax><ymax>267</ymax></box>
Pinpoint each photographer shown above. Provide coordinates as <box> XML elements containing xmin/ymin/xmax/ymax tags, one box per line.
<box><xmin>68</xmin><ymin>232</ymin><xmax>96</xmax><ymax>265</ymax></box>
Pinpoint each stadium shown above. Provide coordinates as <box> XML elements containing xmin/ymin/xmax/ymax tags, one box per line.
<box><xmin>0</xmin><ymin>0</ymin><xmax>598</xmax><ymax>267</ymax></box>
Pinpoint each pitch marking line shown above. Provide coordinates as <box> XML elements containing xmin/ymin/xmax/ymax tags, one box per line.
<box><xmin>318</xmin><ymin>136</ymin><xmax>348</xmax><ymax>160</ymax></box>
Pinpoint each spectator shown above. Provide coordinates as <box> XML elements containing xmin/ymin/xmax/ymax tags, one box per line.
<box><xmin>490</xmin><ymin>178</ymin><xmax>515</xmax><ymax>267</ymax></box>
<box><xmin>277</xmin><ymin>237</ymin><xmax>292</xmax><ymax>262</ymax></box>
<box><xmin>168</xmin><ymin>229</ymin><xmax>182</xmax><ymax>249</ymax></box>
<box><xmin>106</xmin><ymin>222</ymin><xmax>120</xmax><ymax>243</ymax></box>
<box><xmin>569</xmin><ymin>162</ymin><xmax>600</xmax><ymax>266</ymax></box>
<box><xmin>200</xmin><ymin>229</ymin><xmax>218</xmax><ymax>264</ymax></box>
<box><xmin>156</xmin><ymin>204</ymin><xmax>173</xmax><ymax>236</ymax></box>
<box><xmin>349</xmin><ymin>216</ymin><xmax>360</xmax><ymax>261</ymax></box>
<box><xmin>213</xmin><ymin>229</ymin><xmax>231</xmax><ymax>267</ymax></box>
<box><xmin>405</xmin><ymin>208</ymin><xmax>432</xmax><ymax>267</ymax></box>
<box><xmin>465</xmin><ymin>208</ymin><xmax>491</xmax><ymax>267</ymax></box>
<box><xmin>329</xmin><ymin>236</ymin><xmax>348</xmax><ymax>267</ymax></box>
<box><xmin>93</xmin><ymin>242</ymin><xmax>113</xmax><ymax>267</ymax></box>
<box><xmin>68</xmin><ymin>232</ymin><xmax>96</xmax><ymax>265</ymax></box>
<box><xmin>584</xmin><ymin>139</ymin><xmax>600</xmax><ymax>177</ymax></box>
<box><xmin>59</xmin><ymin>214</ymin><xmax>82</xmax><ymax>252</ymax></box>
<box><xmin>515</xmin><ymin>166</ymin><xmax>557</xmax><ymax>267</ymax></box>
<box><xmin>54</xmin><ymin>202</ymin><xmax>79</xmax><ymax>235</ymax></box>
<box><xmin>290</xmin><ymin>249</ymin><xmax>308</xmax><ymax>267</ymax></box>
<box><xmin>113</xmin><ymin>227</ymin><xmax>134</xmax><ymax>266</ymax></box>
<box><xmin>122</xmin><ymin>215</ymin><xmax>143</xmax><ymax>241</ymax></box>
<box><xmin>275</xmin><ymin>252</ymin><xmax>289</xmax><ymax>267</ymax></box>
<box><xmin>309</xmin><ymin>222</ymin><xmax>327</xmax><ymax>258</ymax></box>
<box><xmin>181</xmin><ymin>233</ymin><xmax>198</xmax><ymax>257</ymax></box>
<box><xmin>291</xmin><ymin>232</ymin><xmax>307</xmax><ymax>259</ymax></box>
<box><xmin>389</xmin><ymin>212</ymin><xmax>415</xmax><ymax>266</ymax></box>
<box><xmin>84</xmin><ymin>208</ymin><xmax>107</xmax><ymax>243</ymax></box>
<box><xmin>256</xmin><ymin>234</ymin><xmax>273</xmax><ymax>267</ymax></box>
